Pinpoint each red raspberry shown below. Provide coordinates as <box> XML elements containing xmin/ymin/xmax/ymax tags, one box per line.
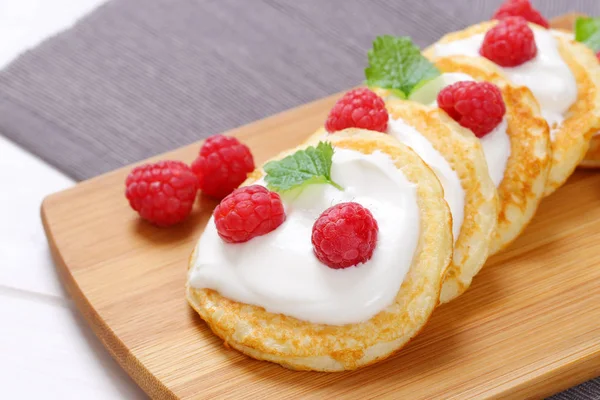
<box><xmin>125</xmin><ymin>160</ymin><xmax>199</xmax><ymax>227</ymax></box>
<box><xmin>437</xmin><ymin>81</ymin><xmax>506</xmax><ymax>138</ymax></box>
<box><xmin>480</xmin><ymin>17</ymin><xmax>537</xmax><ymax>67</ymax></box>
<box><xmin>325</xmin><ymin>88</ymin><xmax>388</xmax><ymax>133</ymax></box>
<box><xmin>311</xmin><ymin>202</ymin><xmax>378</xmax><ymax>269</ymax></box>
<box><xmin>492</xmin><ymin>0</ymin><xmax>549</xmax><ymax>29</ymax></box>
<box><xmin>191</xmin><ymin>135</ymin><xmax>255</xmax><ymax>199</ymax></box>
<box><xmin>214</xmin><ymin>185</ymin><xmax>286</xmax><ymax>243</ymax></box>
<box><xmin>596</xmin><ymin>51</ymin><xmax>600</xmax><ymax>62</ymax></box>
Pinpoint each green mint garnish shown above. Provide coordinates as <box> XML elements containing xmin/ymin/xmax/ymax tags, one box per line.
<box><xmin>575</xmin><ymin>17</ymin><xmax>600</xmax><ymax>52</ymax></box>
<box><xmin>263</xmin><ymin>142</ymin><xmax>343</xmax><ymax>192</ymax></box>
<box><xmin>365</xmin><ymin>35</ymin><xmax>440</xmax><ymax>99</ymax></box>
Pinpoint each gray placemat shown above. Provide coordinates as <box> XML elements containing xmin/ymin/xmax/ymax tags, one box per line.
<box><xmin>1</xmin><ymin>0</ymin><xmax>599</xmax><ymax>398</ymax></box>
<box><xmin>1</xmin><ymin>0</ymin><xmax>598</xmax><ymax>180</ymax></box>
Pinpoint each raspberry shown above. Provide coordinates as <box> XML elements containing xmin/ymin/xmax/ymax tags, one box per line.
<box><xmin>596</xmin><ymin>51</ymin><xmax>600</xmax><ymax>63</ymax></box>
<box><xmin>492</xmin><ymin>0</ymin><xmax>549</xmax><ymax>29</ymax></box>
<box><xmin>480</xmin><ymin>17</ymin><xmax>537</xmax><ymax>67</ymax></box>
<box><xmin>325</xmin><ymin>88</ymin><xmax>388</xmax><ymax>133</ymax></box>
<box><xmin>437</xmin><ymin>81</ymin><xmax>506</xmax><ymax>138</ymax></box>
<box><xmin>125</xmin><ymin>160</ymin><xmax>199</xmax><ymax>227</ymax></box>
<box><xmin>191</xmin><ymin>135</ymin><xmax>255</xmax><ymax>199</ymax></box>
<box><xmin>214</xmin><ymin>185</ymin><xmax>286</xmax><ymax>243</ymax></box>
<box><xmin>311</xmin><ymin>202</ymin><xmax>378</xmax><ymax>269</ymax></box>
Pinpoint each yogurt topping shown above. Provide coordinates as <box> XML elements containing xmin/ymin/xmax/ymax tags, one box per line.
<box><xmin>189</xmin><ymin>148</ymin><xmax>420</xmax><ymax>326</ymax></box>
<box><xmin>410</xmin><ymin>72</ymin><xmax>511</xmax><ymax>188</ymax></box>
<box><xmin>433</xmin><ymin>27</ymin><xmax>578</xmax><ymax>140</ymax></box>
<box><xmin>388</xmin><ymin>118</ymin><xmax>464</xmax><ymax>242</ymax></box>
<box><xmin>479</xmin><ymin>118</ymin><xmax>510</xmax><ymax>187</ymax></box>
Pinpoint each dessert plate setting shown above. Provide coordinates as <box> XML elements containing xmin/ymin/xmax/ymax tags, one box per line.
<box><xmin>42</xmin><ymin>2</ymin><xmax>600</xmax><ymax>399</ymax></box>
<box><xmin>188</xmin><ymin>132</ymin><xmax>454</xmax><ymax>371</ymax></box>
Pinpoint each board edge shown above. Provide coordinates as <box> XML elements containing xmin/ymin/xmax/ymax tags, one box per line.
<box><xmin>40</xmin><ymin>197</ymin><xmax>178</xmax><ymax>400</ymax></box>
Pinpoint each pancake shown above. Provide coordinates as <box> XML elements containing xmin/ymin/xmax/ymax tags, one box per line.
<box><xmin>187</xmin><ymin>129</ymin><xmax>453</xmax><ymax>371</ymax></box>
<box><xmin>425</xmin><ymin>56</ymin><xmax>551</xmax><ymax>255</ymax></box>
<box><xmin>306</xmin><ymin>102</ymin><xmax>497</xmax><ymax>303</ymax></box>
<box><xmin>386</xmin><ymin>101</ymin><xmax>496</xmax><ymax>302</ymax></box>
<box><xmin>552</xmin><ymin>26</ymin><xmax>600</xmax><ymax>168</ymax></box>
<box><xmin>424</xmin><ymin>21</ymin><xmax>600</xmax><ymax>196</ymax></box>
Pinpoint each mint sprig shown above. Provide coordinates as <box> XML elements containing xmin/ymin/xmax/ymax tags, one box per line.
<box><xmin>365</xmin><ymin>35</ymin><xmax>440</xmax><ymax>99</ymax></box>
<box><xmin>263</xmin><ymin>142</ymin><xmax>343</xmax><ymax>192</ymax></box>
<box><xmin>575</xmin><ymin>17</ymin><xmax>600</xmax><ymax>52</ymax></box>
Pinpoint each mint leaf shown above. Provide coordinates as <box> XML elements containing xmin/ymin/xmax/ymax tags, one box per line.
<box><xmin>575</xmin><ymin>17</ymin><xmax>600</xmax><ymax>52</ymax></box>
<box><xmin>365</xmin><ymin>35</ymin><xmax>440</xmax><ymax>98</ymax></box>
<box><xmin>263</xmin><ymin>142</ymin><xmax>343</xmax><ymax>192</ymax></box>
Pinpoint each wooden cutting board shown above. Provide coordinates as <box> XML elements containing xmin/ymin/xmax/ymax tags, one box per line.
<box><xmin>42</xmin><ymin>14</ymin><xmax>600</xmax><ymax>400</ymax></box>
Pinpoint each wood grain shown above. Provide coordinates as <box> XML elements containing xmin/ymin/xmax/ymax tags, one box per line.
<box><xmin>41</xmin><ymin>14</ymin><xmax>600</xmax><ymax>399</ymax></box>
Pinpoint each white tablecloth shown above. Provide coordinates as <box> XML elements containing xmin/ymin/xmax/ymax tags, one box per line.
<box><xmin>0</xmin><ymin>1</ymin><xmax>145</xmax><ymax>398</ymax></box>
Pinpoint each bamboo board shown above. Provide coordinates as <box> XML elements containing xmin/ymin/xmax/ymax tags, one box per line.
<box><xmin>41</xmin><ymin>14</ymin><xmax>600</xmax><ymax>399</ymax></box>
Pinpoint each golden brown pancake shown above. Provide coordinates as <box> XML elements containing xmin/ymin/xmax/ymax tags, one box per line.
<box><xmin>428</xmin><ymin>56</ymin><xmax>551</xmax><ymax>255</ymax></box>
<box><xmin>387</xmin><ymin>101</ymin><xmax>496</xmax><ymax>302</ymax></box>
<box><xmin>424</xmin><ymin>21</ymin><xmax>600</xmax><ymax>196</ymax></box>
<box><xmin>187</xmin><ymin>129</ymin><xmax>453</xmax><ymax>371</ymax></box>
<box><xmin>551</xmin><ymin>26</ymin><xmax>600</xmax><ymax>169</ymax></box>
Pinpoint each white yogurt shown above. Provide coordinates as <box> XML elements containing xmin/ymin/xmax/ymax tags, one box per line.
<box><xmin>388</xmin><ymin>118</ymin><xmax>464</xmax><ymax>242</ymax></box>
<box><xmin>433</xmin><ymin>27</ymin><xmax>578</xmax><ymax>140</ymax></box>
<box><xmin>479</xmin><ymin>118</ymin><xmax>510</xmax><ymax>187</ymax></box>
<box><xmin>189</xmin><ymin>149</ymin><xmax>420</xmax><ymax>326</ymax></box>
<box><xmin>410</xmin><ymin>72</ymin><xmax>511</xmax><ymax>187</ymax></box>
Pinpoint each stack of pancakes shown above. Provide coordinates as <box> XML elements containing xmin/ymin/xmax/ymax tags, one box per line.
<box><xmin>187</xmin><ymin>15</ymin><xmax>600</xmax><ymax>371</ymax></box>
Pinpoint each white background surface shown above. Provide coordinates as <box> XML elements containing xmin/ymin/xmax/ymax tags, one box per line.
<box><xmin>0</xmin><ymin>1</ymin><xmax>146</xmax><ymax>398</ymax></box>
